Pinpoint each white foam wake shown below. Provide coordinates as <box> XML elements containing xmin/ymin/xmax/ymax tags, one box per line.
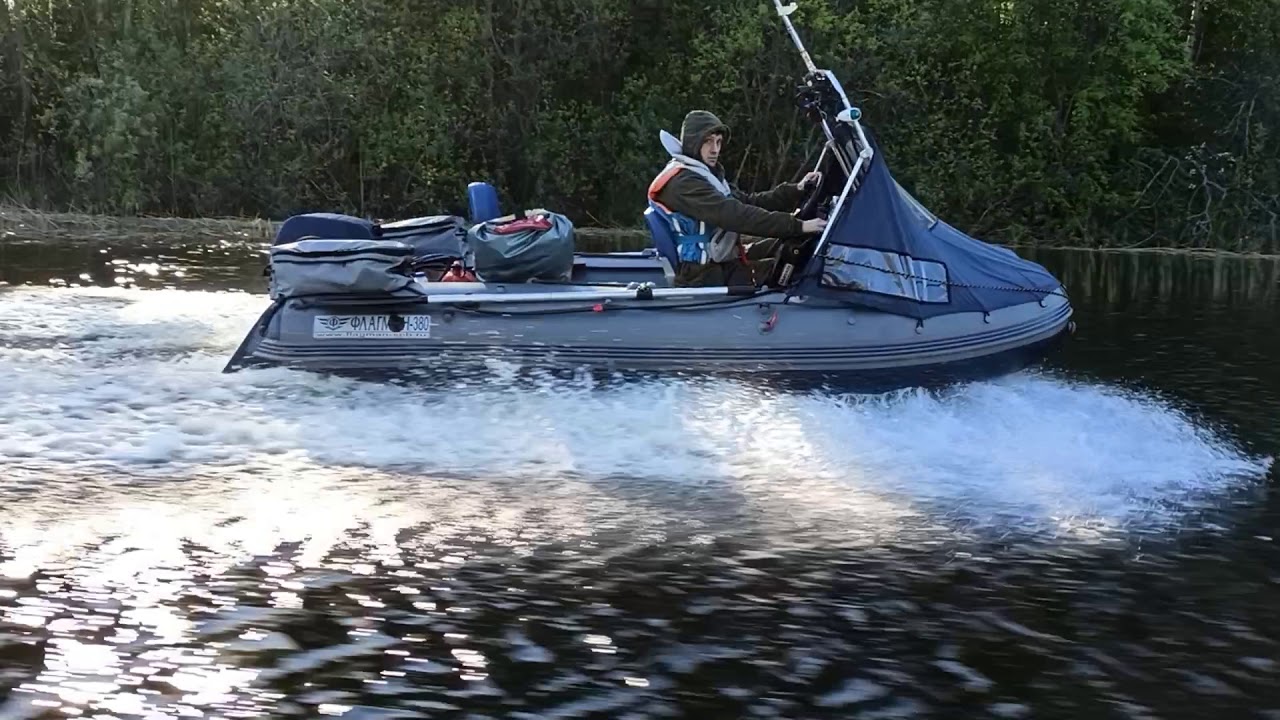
<box><xmin>0</xmin><ymin>286</ymin><xmax>1270</xmax><ymax>537</ymax></box>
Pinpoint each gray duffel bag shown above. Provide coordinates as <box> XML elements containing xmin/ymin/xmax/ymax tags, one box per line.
<box><xmin>268</xmin><ymin>238</ymin><xmax>418</xmax><ymax>299</ymax></box>
<box><xmin>467</xmin><ymin>210</ymin><xmax>575</xmax><ymax>283</ymax></box>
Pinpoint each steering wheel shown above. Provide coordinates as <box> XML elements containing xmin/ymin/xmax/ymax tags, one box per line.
<box><xmin>751</xmin><ymin>155</ymin><xmax>832</xmax><ymax>288</ymax></box>
<box><xmin>796</xmin><ymin>176</ymin><xmax>825</xmax><ymax>220</ymax></box>
<box><xmin>756</xmin><ymin>152</ymin><xmax>846</xmax><ymax>287</ymax></box>
<box><xmin>795</xmin><ymin>152</ymin><xmax>837</xmax><ymax>221</ymax></box>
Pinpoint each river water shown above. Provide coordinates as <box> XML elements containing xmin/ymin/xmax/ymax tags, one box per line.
<box><xmin>0</xmin><ymin>238</ymin><xmax>1277</xmax><ymax>719</ymax></box>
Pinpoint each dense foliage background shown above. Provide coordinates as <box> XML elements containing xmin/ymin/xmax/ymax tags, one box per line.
<box><xmin>0</xmin><ymin>0</ymin><xmax>1275</xmax><ymax>250</ymax></box>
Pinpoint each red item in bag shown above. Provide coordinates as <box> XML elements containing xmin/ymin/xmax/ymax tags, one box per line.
<box><xmin>490</xmin><ymin>215</ymin><xmax>553</xmax><ymax>236</ymax></box>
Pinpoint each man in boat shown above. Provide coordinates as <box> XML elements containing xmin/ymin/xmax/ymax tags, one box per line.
<box><xmin>648</xmin><ymin>110</ymin><xmax>828</xmax><ymax>287</ymax></box>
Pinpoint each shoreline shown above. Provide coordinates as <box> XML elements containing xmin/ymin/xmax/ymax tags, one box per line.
<box><xmin>2</xmin><ymin>205</ymin><xmax>1276</xmax><ymax>260</ymax></box>
<box><xmin>0</xmin><ymin>204</ymin><xmax>652</xmax><ymax>254</ymax></box>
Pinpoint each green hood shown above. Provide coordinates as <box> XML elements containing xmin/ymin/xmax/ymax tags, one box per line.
<box><xmin>679</xmin><ymin>110</ymin><xmax>730</xmax><ymax>166</ymax></box>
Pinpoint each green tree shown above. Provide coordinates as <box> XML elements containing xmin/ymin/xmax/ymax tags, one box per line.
<box><xmin>0</xmin><ymin>0</ymin><xmax>1274</xmax><ymax>251</ymax></box>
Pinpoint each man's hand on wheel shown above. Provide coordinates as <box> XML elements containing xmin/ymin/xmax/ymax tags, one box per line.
<box><xmin>802</xmin><ymin>217</ymin><xmax>828</xmax><ymax>234</ymax></box>
<box><xmin>798</xmin><ymin>171</ymin><xmax>823</xmax><ymax>191</ymax></box>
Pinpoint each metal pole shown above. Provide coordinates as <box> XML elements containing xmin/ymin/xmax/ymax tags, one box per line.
<box><xmin>773</xmin><ymin>1</ymin><xmax>819</xmax><ymax>75</ymax></box>
<box><xmin>415</xmin><ymin>285</ymin><xmax>749</xmax><ymax>306</ymax></box>
<box><xmin>768</xmin><ymin>0</ymin><xmax>878</xmax><ymax>285</ymax></box>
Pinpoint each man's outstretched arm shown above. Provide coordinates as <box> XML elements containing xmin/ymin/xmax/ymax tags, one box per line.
<box><xmin>656</xmin><ymin>173</ymin><xmax>805</xmax><ymax>239</ymax></box>
<box><xmin>733</xmin><ymin>181</ymin><xmax>803</xmax><ymax>213</ymax></box>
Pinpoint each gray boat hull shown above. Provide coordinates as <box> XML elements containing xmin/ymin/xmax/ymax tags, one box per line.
<box><xmin>225</xmin><ymin>253</ymin><xmax>1073</xmax><ymax>390</ymax></box>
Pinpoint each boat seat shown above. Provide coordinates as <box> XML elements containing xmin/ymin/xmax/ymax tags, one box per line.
<box><xmin>467</xmin><ymin>181</ymin><xmax>501</xmax><ymax>224</ymax></box>
<box><xmin>643</xmin><ymin>203</ymin><xmax>679</xmax><ymax>281</ymax></box>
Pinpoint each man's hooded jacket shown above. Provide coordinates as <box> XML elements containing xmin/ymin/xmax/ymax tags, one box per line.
<box><xmin>648</xmin><ymin>111</ymin><xmax>805</xmax><ymax>263</ymax></box>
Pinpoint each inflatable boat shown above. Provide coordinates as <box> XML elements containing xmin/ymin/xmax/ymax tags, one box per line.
<box><xmin>222</xmin><ymin>2</ymin><xmax>1074</xmax><ymax>391</ymax></box>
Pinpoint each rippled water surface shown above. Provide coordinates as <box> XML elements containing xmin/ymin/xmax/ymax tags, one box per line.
<box><xmin>1</xmin><ymin>238</ymin><xmax>1278</xmax><ymax>719</ymax></box>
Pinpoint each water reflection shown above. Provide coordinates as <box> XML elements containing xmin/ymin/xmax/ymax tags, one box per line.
<box><xmin>0</xmin><ymin>238</ymin><xmax>267</xmax><ymax>292</ymax></box>
<box><xmin>1014</xmin><ymin>246</ymin><xmax>1280</xmax><ymax>309</ymax></box>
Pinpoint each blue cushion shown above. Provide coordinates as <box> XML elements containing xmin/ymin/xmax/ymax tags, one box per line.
<box><xmin>467</xmin><ymin>182</ymin><xmax>501</xmax><ymax>224</ymax></box>
<box><xmin>274</xmin><ymin>213</ymin><xmax>374</xmax><ymax>246</ymax></box>
<box><xmin>644</xmin><ymin>203</ymin><xmax>679</xmax><ymax>267</ymax></box>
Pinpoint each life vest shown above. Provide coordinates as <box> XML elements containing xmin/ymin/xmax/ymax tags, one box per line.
<box><xmin>646</xmin><ymin>151</ymin><xmax>742</xmax><ymax>265</ymax></box>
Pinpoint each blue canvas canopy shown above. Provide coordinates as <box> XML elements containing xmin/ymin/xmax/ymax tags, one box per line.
<box><xmin>793</xmin><ymin>132</ymin><xmax>1062</xmax><ymax>320</ymax></box>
